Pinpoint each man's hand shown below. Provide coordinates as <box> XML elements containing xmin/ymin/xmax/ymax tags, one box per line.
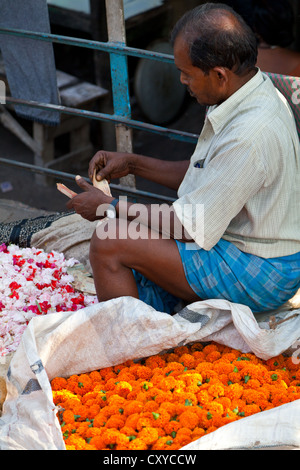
<box><xmin>66</xmin><ymin>176</ymin><xmax>114</xmax><ymax>221</ymax></box>
<box><xmin>88</xmin><ymin>150</ymin><xmax>135</xmax><ymax>183</ymax></box>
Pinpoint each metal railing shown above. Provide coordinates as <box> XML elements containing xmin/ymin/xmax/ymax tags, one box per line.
<box><xmin>0</xmin><ymin>1</ymin><xmax>199</xmax><ymax>202</ymax></box>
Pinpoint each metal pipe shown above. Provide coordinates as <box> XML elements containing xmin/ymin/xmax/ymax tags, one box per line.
<box><xmin>0</xmin><ymin>157</ymin><xmax>176</xmax><ymax>203</ymax></box>
<box><xmin>5</xmin><ymin>96</ymin><xmax>199</xmax><ymax>143</ymax></box>
<box><xmin>0</xmin><ymin>27</ymin><xmax>174</xmax><ymax>63</ymax></box>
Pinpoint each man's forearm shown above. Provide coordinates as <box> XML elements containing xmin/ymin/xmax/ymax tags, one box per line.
<box><xmin>116</xmin><ymin>197</ymin><xmax>193</xmax><ymax>242</ymax></box>
<box><xmin>130</xmin><ymin>154</ymin><xmax>189</xmax><ymax>191</ymax></box>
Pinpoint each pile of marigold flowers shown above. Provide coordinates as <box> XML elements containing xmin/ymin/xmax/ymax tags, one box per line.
<box><xmin>51</xmin><ymin>342</ymin><xmax>300</xmax><ymax>450</ymax></box>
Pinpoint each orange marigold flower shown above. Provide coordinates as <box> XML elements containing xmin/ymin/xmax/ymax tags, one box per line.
<box><xmin>265</xmin><ymin>356</ymin><xmax>285</xmax><ymax>370</ymax></box>
<box><xmin>173</xmin><ymin>390</ymin><xmax>197</xmax><ymax>407</ymax></box>
<box><xmin>145</xmin><ymin>354</ymin><xmax>166</xmax><ymax>369</ymax></box>
<box><xmin>206</xmin><ymin>425</ymin><xmax>218</xmax><ymax>435</ymax></box>
<box><xmin>205</xmin><ymin>351</ymin><xmax>222</xmax><ymax>362</ymax></box>
<box><xmin>214</xmin><ymin>396</ymin><xmax>231</xmax><ymax>410</ymax></box>
<box><xmin>208</xmin><ymin>383</ymin><xmax>225</xmax><ymax>399</ymax></box>
<box><xmin>163</xmin><ymin>419</ymin><xmax>181</xmax><ymax>435</ymax></box>
<box><xmin>123</xmin><ymin>400</ymin><xmax>144</xmax><ymax>417</ymax></box>
<box><xmin>242</xmin><ymin>389</ymin><xmax>266</xmax><ymax>405</ymax></box>
<box><xmin>191</xmin><ymin>427</ymin><xmax>205</xmax><ymax>441</ymax></box>
<box><xmin>89</xmin><ymin>436</ymin><xmax>106</xmax><ymax>450</ymax></box>
<box><xmin>207</xmin><ymin>402</ymin><xmax>224</xmax><ymax>417</ymax></box>
<box><xmin>243</xmin><ymin>404</ymin><xmax>261</xmax><ymax>416</ymax></box>
<box><xmin>174</xmin><ymin>345</ymin><xmax>190</xmax><ymax>355</ymax></box>
<box><xmin>128</xmin><ymin>437</ymin><xmax>149</xmax><ymax>450</ymax></box>
<box><xmin>151</xmin><ymin>409</ymin><xmax>171</xmax><ymax>428</ymax></box>
<box><xmin>120</xmin><ymin>425</ymin><xmax>137</xmax><ymax>437</ymax></box>
<box><xmin>213</xmin><ymin>361</ymin><xmax>235</xmax><ymax>375</ymax></box>
<box><xmin>64</xmin><ymin>434</ymin><xmax>87</xmax><ymax>450</ymax></box>
<box><xmin>62</xmin><ymin>409</ymin><xmax>75</xmax><ymax>424</ymax></box>
<box><xmin>102</xmin><ymin>428</ymin><xmax>123</xmax><ymax>446</ymax></box>
<box><xmin>105</xmin><ymin>414</ymin><xmax>126</xmax><ymax>429</ymax></box>
<box><xmin>193</xmin><ymin>352</ymin><xmax>206</xmax><ymax>365</ymax></box>
<box><xmin>163</xmin><ymin>352</ymin><xmax>179</xmax><ymax>363</ymax></box>
<box><xmin>163</xmin><ymin>362</ymin><xmax>185</xmax><ymax>377</ymax></box>
<box><xmin>89</xmin><ymin>370</ymin><xmax>102</xmax><ymax>383</ymax></box>
<box><xmin>93</xmin><ymin>412</ymin><xmax>107</xmax><ymax>428</ymax></box>
<box><xmin>86</xmin><ymin>404</ymin><xmax>100</xmax><ymax>420</ymax></box>
<box><xmin>51</xmin><ymin>377</ymin><xmax>68</xmax><ymax>391</ymax></box>
<box><xmin>135</xmin><ymin>365</ymin><xmax>153</xmax><ymax>380</ymax></box>
<box><xmin>224</xmin><ymin>383</ymin><xmax>244</xmax><ymax>400</ymax></box>
<box><xmin>143</xmin><ymin>400</ymin><xmax>159</xmax><ymax>413</ymax></box>
<box><xmin>159</xmin><ymin>376</ymin><xmax>178</xmax><ymax>392</ymax></box>
<box><xmin>114</xmin><ymin>381</ymin><xmax>132</xmax><ymax>398</ymax></box>
<box><xmin>202</xmin><ymin>344</ymin><xmax>218</xmax><ymax>355</ymax></box>
<box><xmin>179</xmin><ymin>353</ymin><xmax>195</xmax><ymax>369</ymax></box>
<box><xmin>190</xmin><ymin>342</ymin><xmax>204</xmax><ymax>352</ymax></box>
<box><xmin>196</xmin><ymin>390</ymin><xmax>210</xmax><ymax>406</ymax></box>
<box><xmin>137</xmin><ymin>427</ymin><xmax>159</xmax><ymax>445</ymax></box>
<box><xmin>178</xmin><ymin>410</ymin><xmax>199</xmax><ymax>429</ymax></box>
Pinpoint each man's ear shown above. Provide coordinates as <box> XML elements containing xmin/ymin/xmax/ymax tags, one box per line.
<box><xmin>212</xmin><ymin>67</ymin><xmax>228</xmax><ymax>83</ymax></box>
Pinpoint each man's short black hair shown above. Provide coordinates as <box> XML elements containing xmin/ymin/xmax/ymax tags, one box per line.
<box><xmin>171</xmin><ymin>3</ymin><xmax>258</xmax><ymax>76</ymax></box>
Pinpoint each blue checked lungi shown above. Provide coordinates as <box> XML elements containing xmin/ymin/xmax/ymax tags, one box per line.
<box><xmin>175</xmin><ymin>238</ymin><xmax>300</xmax><ymax>313</ymax></box>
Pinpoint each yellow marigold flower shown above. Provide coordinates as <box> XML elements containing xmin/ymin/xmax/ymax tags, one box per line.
<box><xmin>64</xmin><ymin>434</ymin><xmax>87</xmax><ymax>450</ymax></box>
<box><xmin>52</xmin><ymin>389</ymin><xmax>79</xmax><ymax>405</ymax></box>
<box><xmin>115</xmin><ymin>381</ymin><xmax>132</xmax><ymax>397</ymax></box>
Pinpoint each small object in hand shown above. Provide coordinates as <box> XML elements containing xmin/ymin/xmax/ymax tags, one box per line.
<box><xmin>56</xmin><ymin>183</ymin><xmax>77</xmax><ymax>199</ymax></box>
<box><xmin>92</xmin><ymin>171</ymin><xmax>112</xmax><ymax>196</ymax></box>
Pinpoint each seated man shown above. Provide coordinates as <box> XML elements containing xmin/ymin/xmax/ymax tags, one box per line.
<box><xmin>67</xmin><ymin>3</ymin><xmax>300</xmax><ymax>314</ymax></box>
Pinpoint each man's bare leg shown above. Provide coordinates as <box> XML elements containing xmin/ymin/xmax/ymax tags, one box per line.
<box><xmin>89</xmin><ymin>218</ymin><xmax>200</xmax><ymax>304</ymax></box>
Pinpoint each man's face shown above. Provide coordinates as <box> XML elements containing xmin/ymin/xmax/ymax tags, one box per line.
<box><xmin>174</xmin><ymin>34</ymin><xmax>224</xmax><ymax>106</ymax></box>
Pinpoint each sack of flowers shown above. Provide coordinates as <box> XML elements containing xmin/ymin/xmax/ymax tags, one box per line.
<box><xmin>51</xmin><ymin>342</ymin><xmax>300</xmax><ymax>451</ymax></box>
<box><xmin>0</xmin><ymin>243</ymin><xmax>97</xmax><ymax>414</ymax></box>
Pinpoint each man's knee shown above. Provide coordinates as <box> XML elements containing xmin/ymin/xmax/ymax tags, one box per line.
<box><xmin>89</xmin><ymin>218</ymin><xmax>129</xmax><ymax>258</ymax></box>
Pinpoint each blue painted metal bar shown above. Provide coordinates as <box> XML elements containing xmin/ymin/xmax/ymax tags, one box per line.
<box><xmin>5</xmin><ymin>96</ymin><xmax>199</xmax><ymax>143</ymax></box>
<box><xmin>110</xmin><ymin>51</ymin><xmax>131</xmax><ymax>118</ymax></box>
<box><xmin>0</xmin><ymin>157</ymin><xmax>176</xmax><ymax>203</ymax></box>
<box><xmin>0</xmin><ymin>27</ymin><xmax>174</xmax><ymax>63</ymax></box>
<box><xmin>0</xmin><ymin>26</ymin><xmax>199</xmax><ymax>144</ymax></box>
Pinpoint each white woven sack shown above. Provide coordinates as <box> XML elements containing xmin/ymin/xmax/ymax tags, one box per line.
<box><xmin>0</xmin><ymin>296</ymin><xmax>299</xmax><ymax>450</ymax></box>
